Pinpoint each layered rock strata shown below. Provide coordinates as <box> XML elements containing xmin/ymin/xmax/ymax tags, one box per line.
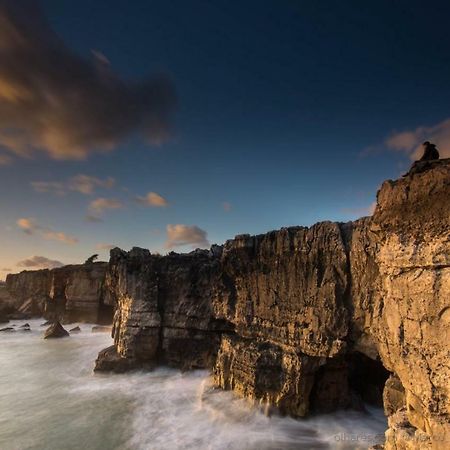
<box><xmin>93</xmin><ymin>159</ymin><xmax>447</xmax><ymax>448</ymax></box>
<box><xmin>3</xmin><ymin>263</ymin><xmax>111</xmax><ymax>323</ymax></box>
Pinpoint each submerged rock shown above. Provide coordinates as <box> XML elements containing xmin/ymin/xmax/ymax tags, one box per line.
<box><xmin>40</xmin><ymin>320</ymin><xmax>53</xmax><ymax>327</ymax></box>
<box><xmin>44</xmin><ymin>322</ymin><xmax>69</xmax><ymax>339</ymax></box>
<box><xmin>19</xmin><ymin>323</ymin><xmax>30</xmax><ymax>328</ymax></box>
<box><xmin>0</xmin><ymin>327</ymin><xmax>15</xmax><ymax>332</ymax></box>
<box><xmin>91</xmin><ymin>325</ymin><xmax>111</xmax><ymax>333</ymax></box>
<box><xmin>94</xmin><ymin>346</ymin><xmax>144</xmax><ymax>373</ymax></box>
<box><xmin>69</xmin><ymin>326</ymin><xmax>81</xmax><ymax>333</ymax></box>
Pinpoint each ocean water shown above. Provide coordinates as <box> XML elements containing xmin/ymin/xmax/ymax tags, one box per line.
<box><xmin>0</xmin><ymin>319</ymin><xmax>387</xmax><ymax>450</ymax></box>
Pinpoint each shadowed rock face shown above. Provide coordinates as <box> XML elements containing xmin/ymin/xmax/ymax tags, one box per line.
<box><xmin>3</xmin><ymin>262</ymin><xmax>112</xmax><ymax>324</ymax></box>
<box><xmin>97</xmin><ymin>247</ymin><xmax>231</xmax><ymax>371</ymax></box>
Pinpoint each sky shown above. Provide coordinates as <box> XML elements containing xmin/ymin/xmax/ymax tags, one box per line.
<box><xmin>1</xmin><ymin>0</ymin><xmax>450</xmax><ymax>279</ymax></box>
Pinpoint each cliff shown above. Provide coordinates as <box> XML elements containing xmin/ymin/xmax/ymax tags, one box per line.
<box><xmin>3</xmin><ymin>262</ymin><xmax>112</xmax><ymax>324</ymax></box>
<box><xmin>95</xmin><ymin>159</ymin><xmax>447</xmax><ymax>448</ymax></box>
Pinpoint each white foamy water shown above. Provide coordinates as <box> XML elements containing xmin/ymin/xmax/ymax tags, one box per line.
<box><xmin>0</xmin><ymin>319</ymin><xmax>387</xmax><ymax>450</ymax></box>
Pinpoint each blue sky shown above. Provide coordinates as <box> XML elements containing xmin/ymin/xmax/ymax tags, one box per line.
<box><xmin>1</xmin><ymin>0</ymin><xmax>450</xmax><ymax>278</ymax></box>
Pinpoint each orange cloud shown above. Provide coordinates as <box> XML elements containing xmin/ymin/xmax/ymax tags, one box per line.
<box><xmin>16</xmin><ymin>217</ymin><xmax>78</xmax><ymax>244</ymax></box>
<box><xmin>385</xmin><ymin>118</ymin><xmax>450</xmax><ymax>160</ymax></box>
<box><xmin>136</xmin><ymin>191</ymin><xmax>169</xmax><ymax>207</ymax></box>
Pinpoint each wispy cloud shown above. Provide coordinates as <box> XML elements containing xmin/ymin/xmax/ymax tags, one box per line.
<box><xmin>340</xmin><ymin>202</ymin><xmax>376</xmax><ymax>217</ymax></box>
<box><xmin>165</xmin><ymin>224</ymin><xmax>210</xmax><ymax>249</ymax></box>
<box><xmin>16</xmin><ymin>217</ymin><xmax>78</xmax><ymax>244</ymax></box>
<box><xmin>88</xmin><ymin>197</ymin><xmax>123</xmax><ymax>217</ymax></box>
<box><xmin>364</xmin><ymin>118</ymin><xmax>450</xmax><ymax>160</ymax></box>
<box><xmin>31</xmin><ymin>174</ymin><xmax>115</xmax><ymax>196</ymax></box>
<box><xmin>136</xmin><ymin>191</ymin><xmax>169</xmax><ymax>207</ymax></box>
<box><xmin>0</xmin><ymin>1</ymin><xmax>176</xmax><ymax>162</ymax></box>
<box><xmin>96</xmin><ymin>243</ymin><xmax>116</xmax><ymax>251</ymax></box>
<box><xmin>17</xmin><ymin>255</ymin><xmax>64</xmax><ymax>269</ymax></box>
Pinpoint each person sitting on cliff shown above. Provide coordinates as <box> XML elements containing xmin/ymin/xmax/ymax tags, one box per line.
<box><xmin>403</xmin><ymin>141</ymin><xmax>440</xmax><ymax>176</ymax></box>
<box><xmin>419</xmin><ymin>141</ymin><xmax>440</xmax><ymax>161</ymax></box>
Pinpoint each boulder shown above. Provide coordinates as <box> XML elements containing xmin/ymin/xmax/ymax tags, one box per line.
<box><xmin>43</xmin><ymin>322</ymin><xmax>69</xmax><ymax>339</ymax></box>
<box><xmin>69</xmin><ymin>326</ymin><xmax>81</xmax><ymax>333</ymax></box>
<box><xmin>91</xmin><ymin>325</ymin><xmax>111</xmax><ymax>333</ymax></box>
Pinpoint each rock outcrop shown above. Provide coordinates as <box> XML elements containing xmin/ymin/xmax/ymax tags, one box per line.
<box><xmin>2</xmin><ymin>262</ymin><xmax>112</xmax><ymax>324</ymax></box>
<box><xmin>369</xmin><ymin>160</ymin><xmax>450</xmax><ymax>449</ymax></box>
<box><xmin>95</xmin><ymin>247</ymin><xmax>231</xmax><ymax>372</ymax></box>
<box><xmin>92</xmin><ymin>159</ymin><xmax>448</xmax><ymax>448</ymax></box>
<box><xmin>44</xmin><ymin>321</ymin><xmax>69</xmax><ymax>339</ymax></box>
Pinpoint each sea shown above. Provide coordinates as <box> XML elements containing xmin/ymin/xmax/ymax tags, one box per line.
<box><xmin>0</xmin><ymin>318</ymin><xmax>387</xmax><ymax>450</ymax></box>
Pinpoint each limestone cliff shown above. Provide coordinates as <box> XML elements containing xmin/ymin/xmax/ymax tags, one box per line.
<box><xmin>94</xmin><ymin>159</ymin><xmax>448</xmax><ymax>448</ymax></box>
<box><xmin>3</xmin><ymin>262</ymin><xmax>112</xmax><ymax>323</ymax></box>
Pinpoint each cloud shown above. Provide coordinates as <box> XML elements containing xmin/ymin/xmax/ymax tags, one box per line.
<box><xmin>0</xmin><ymin>1</ymin><xmax>176</xmax><ymax>162</ymax></box>
<box><xmin>16</xmin><ymin>217</ymin><xmax>78</xmax><ymax>244</ymax></box>
<box><xmin>2</xmin><ymin>267</ymin><xmax>11</xmax><ymax>271</ymax></box>
<box><xmin>85</xmin><ymin>214</ymin><xmax>104</xmax><ymax>223</ymax></box>
<box><xmin>96</xmin><ymin>243</ymin><xmax>116</xmax><ymax>251</ymax></box>
<box><xmin>384</xmin><ymin>118</ymin><xmax>450</xmax><ymax>160</ymax></box>
<box><xmin>31</xmin><ymin>174</ymin><xmax>115</xmax><ymax>196</ymax></box>
<box><xmin>222</xmin><ymin>201</ymin><xmax>232</xmax><ymax>212</ymax></box>
<box><xmin>31</xmin><ymin>181</ymin><xmax>66</xmax><ymax>196</ymax></box>
<box><xmin>17</xmin><ymin>255</ymin><xmax>64</xmax><ymax>269</ymax></box>
<box><xmin>165</xmin><ymin>224</ymin><xmax>210</xmax><ymax>249</ymax></box>
<box><xmin>136</xmin><ymin>191</ymin><xmax>168</xmax><ymax>207</ymax></box>
<box><xmin>88</xmin><ymin>197</ymin><xmax>123</xmax><ymax>216</ymax></box>
<box><xmin>340</xmin><ymin>201</ymin><xmax>376</xmax><ymax>217</ymax></box>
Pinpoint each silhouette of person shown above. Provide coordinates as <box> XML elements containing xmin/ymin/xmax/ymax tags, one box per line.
<box><xmin>420</xmin><ymin>141</ymin><xmax>440</xmax><ymax>161</ymax></box>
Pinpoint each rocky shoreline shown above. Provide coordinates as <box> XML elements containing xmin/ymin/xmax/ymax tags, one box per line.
<box><xmin>2</xmin><ymin>159</ymin><xmax>449</xmax><ymax>449</ymax></box>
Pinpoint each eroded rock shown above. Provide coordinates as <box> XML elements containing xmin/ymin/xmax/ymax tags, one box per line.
<box><xmin>93</xmin><ymin>159</ymin><xmax>450</xmax><ymax>448</ymax></box>
<box><xmin>44</xmin><ymin>322</ymin><xmax>69</xmax><ymax>339</ymax></box>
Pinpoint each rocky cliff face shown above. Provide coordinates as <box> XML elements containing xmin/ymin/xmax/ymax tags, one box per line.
<box><xmin>4</xmin><ymin>269</ymin><xmax>52</xmax><ymax>316</ymax></box>
<box><xmin>95</xmin><ymin>247</ymin><xmax>231</xmax><ymax>372</ymax></box>
<box><xmin>370</xmin><ymin>160</ymin><xmax>450</xmax><ymax>449</ymax></box>
<box><xmin>3</xmin><ymin>263</ymin><xmax>112</xmax><ymax>324</ymax></box>
<box><xmin>94</xmin><ymin>159</ymin><xmax>449</xmax><ymax>449</ymax></box>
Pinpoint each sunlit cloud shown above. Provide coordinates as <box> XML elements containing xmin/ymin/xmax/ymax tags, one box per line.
<box><xmin>87</xmin><ymin>197</ymin><xmax>123</xmax><ymax>222</ymax></box>
<box><xmin>17</xmin><ymin>255</ymin><xmax>64</xmax><ymax>269</ymax></box>
<box><xmin>340</xmin><ymin>201</ymin><xmax>376</xmax><ymax>217</ymax></box>
<box><xmin>96</xmin><ymin>243</ymin><xmax>116</xmax><ymax>251</ymax></box>
<box><xmin>136</xmin><ymin>191</ymin><xmax>169</xmax><ymax>207</ymax></box>
<box><xmin>364</xmin><ymin>118</ymin><xmax>450</xmax><ymax>160</ymax></box>
<box><xmin>0</xmin><ymin>1</ymin><xmax>176</xmax><ymax>162</ymax></box>
<box><xmin>16</xmin><ymin>217</ymin><xmax>78</xmax><ymax>244</ymax></box>
<box><xmin>31</xmin><ymin>174</ymin><xmax>115</xmax><ymax>196</ymax></box>
<box><xmin>165</xmin><ymin>224</ymin><xmax>210</xmax><ymax>249</ymax></box>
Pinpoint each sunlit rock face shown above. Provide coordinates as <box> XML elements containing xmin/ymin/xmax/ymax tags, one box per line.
<box><xmin>46</xmin><ymin>263</ymin><xmax>111</xmax><ymax>324</ymax></box>
<box><xmin>4</xmin><ymin>270</ymin><xmax>52</xmax><ymax>316</ymax></box>
<box><xmin>95</xmin><ymin>159</ymin><xmax>449</xmax><ymax>448</ymax></box>
<box><xmin>370</xmin><ymin>159</ymin><xmax>450</xmax><ymax>449</ymax></box>
<box><xmin>3</xmin><ymin>263</ymin><xmax>111</xmax><ymax>324</ymax></box>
